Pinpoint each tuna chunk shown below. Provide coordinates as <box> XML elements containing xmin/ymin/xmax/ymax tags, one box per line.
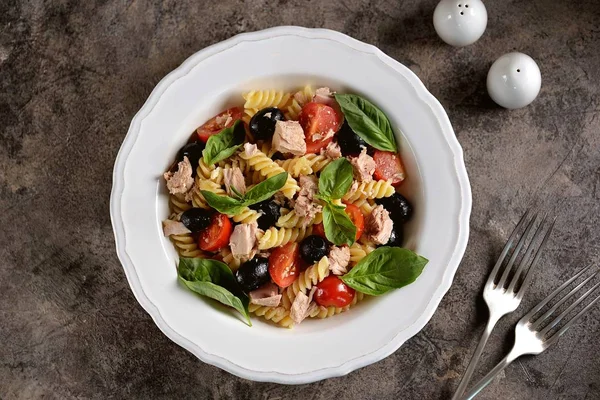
<box><xmin>313</xmin><ymin>87</ymin><xmax>336</xmax><ymax>108</ymax></box>
<box><xmin>365</xmin><ymin>205</ymin><xmax>393</xmax><ymax>245</ymax></box>
<box><xmin>223</xmin><ymin>167</ymin><xmax>246</xmax><ymax>197</ymax></box>
<box><xmin>294</xmin><ymin>175</ymin><xmax>321</xmax><ymax>221</ymax></box>
<box><xmin>162</xmin><ymin>219</ymin><xmax>191</xmax><ymax>236</ymax></box>
<box><xmin>328</xmin><ymin>245</ymin><xmax>350</xmax><ymax>275</ymax></box>
<box><xmin>350</xmin><ymin>148</ymin><xmax>376</xmax><ymax>183</ymax></box>
<box><xmin>243</xmin><ymin>142</ymin><xmax>259</xmax><ymax>157</ymax></box>
<box><xmin>290</xmin><ymin>287</ymin><xmax>317</xmax><ymax>324</ymax></box>
<box><xmin>229</xmin><ymin>222</ymin><xmax>258</xmax><ymax>259</ymax></box>
<box><xmin>249</xmin><ymin>282</ymin><xmax>282</xmax><ymax>307</ymax></box>
<box><xmin>272</xmin><ymin>120</ymin><xmax>306</xmax><ymax>156</ymax></box>
<box><xmin>322</xmin><ymin>141</ymin><xmax>342</xmax><ymax>159</ymax></box>
<box><xmin>164</xmin><ymin>156</ymin><xmax>194</xmax><ymax>195</ymax></box>
<box><xmin>313</xmin><ymin>86</ymin><xmax>342</xmax><ymax>116</ymax></box>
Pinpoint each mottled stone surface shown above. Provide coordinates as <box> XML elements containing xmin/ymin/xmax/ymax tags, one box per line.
<box><xmin>1</xmin><ymin>0</ymin><xmax>600</xmax><ymax>399</ymax></box>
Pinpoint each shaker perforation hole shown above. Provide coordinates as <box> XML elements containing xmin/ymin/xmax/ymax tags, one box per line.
<box><xmin>460</xmin><ymin>11</ymin><xmax>464</xmax><ymax>15</ymax></box>
<box><xmin>458</xmin><ymin>3</ymin><xmax>462</xmax><ymax>7</ymax></box>
<box><xmin>517</xmin><ymin>69</ymin><xmax>521</xmax><ymax>72</ymax></box>
<box><xmin>465</xmin><ymin>4</ymin><xmax>469</xmax><ymax>7</ymax></box>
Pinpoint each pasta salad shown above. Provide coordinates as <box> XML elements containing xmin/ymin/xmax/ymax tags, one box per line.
<box><xmin>162</xmin><ymin>86</ymin><xmax>428</xmax><ymax>328</ymax></box>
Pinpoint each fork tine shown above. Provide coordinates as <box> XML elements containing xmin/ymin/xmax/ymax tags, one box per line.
<box><xmin>548</xmin><ymin>292</ymin><xmax>600</xmax><ymax>343</ymax></box>
<box><xmin>530</xmin><ymin>269</ymin><xmax>599</xmax><ymax>329</ymax></box>
<box><xmin>497</xmin><ymin>212</ymin><xmax>539</xmax><ymax>289</ymax></box>
<box><xmin>538</xmin><ymin>280</ymin><xmax>600</xmax><ymax>337</ymax></box>
<box><xmin>520</xmin><ymin>265</ymin><xmax>593</xmax><ymax>322</ymax></box>
<box><xmin>509</xmin><ymin>216</ymin><xmax>555</xmax><ymax>296</ymax></box>
<box><xmin>485</xmin><ymin>209</ymin><xmax>535</xmax><ymax>287</ymax></box>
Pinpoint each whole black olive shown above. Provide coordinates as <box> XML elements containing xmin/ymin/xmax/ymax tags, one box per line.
<box><xmin>180</xmin><ymin>208</ymin><xmax>212</xmax><ymax>232</ymax></box>
<box><xmin>249</xmin><ymin>200</ymin><xmax>281</xmax><ymax>230</ymax></box>
<box><xmin>249</xmin><ymin>107</ymin><xmax>285</xmax><ymax>140</ymax></box>
<box><xmin>177</xmin><ymin>141</ymin><xmax>205</xmax><ymax>174</ymax></box>
<box><xmin>382</xmin><ymin>223</ymin><xmax>404</xmax><ymax>247</ymax></box>
<box><xmin>376</xmin><ymin>193</ymin><xmax>413</xmax><ymax>223</ymax></box>
<box><xmin>299</xmin><ymin>235</ymin><xmax>329</xmax><ymax>264</ymax></box>
<box><xmin>337</xmin><ymin>121</ymin><xmax>368</xmax><ymax>156</ymax></box>
<box><xmin>231</xmin><ymin>119</ymin><xmax>247</xmax><ymax>144</ymax></box>
<box><xmin>235</xmin><ymin>257</ymin><xmax>270</xmax><ymax>292</ymax></box>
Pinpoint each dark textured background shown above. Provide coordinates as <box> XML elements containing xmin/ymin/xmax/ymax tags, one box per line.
<box><xmin>2</xmin><ymin>0</ymin><xmax>600</xmax><ymax>399</ymax></box>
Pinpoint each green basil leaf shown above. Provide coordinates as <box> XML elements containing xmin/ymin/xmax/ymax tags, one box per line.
<box><xmin>341</xmin><ymin>247</ymin><xmax>428</xmax><ymax>296</ymax></box>
<box><xmin>322</xmin><ymin>202</ymin><xmax>356</xmax><ymax>246</ymax></box>
<box><xmin>243</xmin><ymin>172</ymin><xmax>288</xmax><ymax>205</ymax></box>
<box><xmin>200</xmin><ymin>190</ymin><xmax>245</xmax><ymax>215</ymax></box>
<box><xmin>334</xmin><ymin>94</ymin><xmax>397</xmax><ymax>152</ymax></box>
<box><xmin>178</xmin><ymin>258</ymin><xmax>251</xmax><ymax>326</ymax></box>
<box><xmin>202</xmin><ymin>120</ymin><xmax>245</xmax><ymax>165</ymax></box>
<box><xmin>318</xmin><ymin>158</ymin><xmax>354</xmax><ymax>199</ymax></box>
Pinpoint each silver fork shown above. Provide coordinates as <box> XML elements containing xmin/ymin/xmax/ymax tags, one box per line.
<box><xmin>461</xmin><ymin>265</ymin><xmax>600</xmax><ymax>399</ymax></box>
<box><xmin>451</xmin><ymin>210</ymin><xmax>555</xmax><ymax>399</ymax></box>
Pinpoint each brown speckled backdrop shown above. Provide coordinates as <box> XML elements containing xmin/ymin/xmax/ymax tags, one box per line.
<box><xmin>1</xmin><ymin>0</ymin><xmax>600</xmax><ymax>399</ymax></box>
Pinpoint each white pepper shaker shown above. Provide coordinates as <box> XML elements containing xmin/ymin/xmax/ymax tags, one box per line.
<box><xmin>433</xmin><ymin>0</ymin><xmax>488</xmax><ymax>47</ymax></box>
<box><xmin>487</xmin><ymin>52</ymin><xmax>542</xmax><ymax>109</ymax></box>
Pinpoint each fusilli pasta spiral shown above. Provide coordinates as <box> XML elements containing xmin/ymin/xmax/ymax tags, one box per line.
<box><xmin>304</xmin><ymin>153</ymin><xmax>333</xmax><ymax>173</ymax></box>
<box><xmin>258</xmin><ymin>226</ymin><xmax>313</xmax><ymax>250</ymax></box>
<box><xmin>342</xmin><ymin>180</ymin><xmax>395</xmax><ymax>203</ymax></box>
<box><xmin>196</xmin><ymin>158</ymin><xmax>215</xmax><ymax>180</ymax></box>
<box><xmin>351</xmin><ymin>198</ymin><xmax>377</xmax><ymax>216</ymax></box>
<box><xmin>190</xmin><ymin>179</ymin><xmax>226</xmax><ymax>209</ymax></box>
<box><xmin>275</xmin><ymin>156</ymin><xmax>313</xmax><ymax>177</ymax></box>
<box><xmin>239</xmin><ymin>148</ymin><xmax>299</xmax><ymax>198</ymax></box>
<box><xmin>248</xmin><ymin>304</ymin><xmax>294</xmax><ymax>328</ymax></box>
<box><xmin>243</xmin><ymin>90</ymin><xmax>291</xmax><ymax>120</ymax></box>
<box><xmin>283</xmin><ymin>257</ymin><xmax>330</xmax><ymax>307</ymax></box>
<box><xmin>276</xmin><ymin>209</ymin><xmax>322</xmax><ymax>228</ymax></box>
<box><xmin>219</xmin><ymin>247</ymin><xmax>242</xmax><ymax>271</ymax></box>
<box><xmin>169</xmin><ymin>193</ymin><xmax>192</xmax><ymax>214</ymax></box>
<box><xmin>170</xmin><ymin>232</ymin><xmax>203</xmax><ymax>258</ymax></box>
<box><xmin>349</xmin><ymin>242</ymin><xmax>376</xmax><ymax>264</ymax></box>
<box><xmin>231</xmin><ymin>207</ymin><xmax>261</xmax><ymax>224</ymax></box>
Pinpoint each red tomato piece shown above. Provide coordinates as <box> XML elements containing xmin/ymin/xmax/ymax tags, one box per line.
<box><xmin>312</xmin><ymin>223</ymin><xmax>327</xmax><ymax>240</ymax></box>
<box><xmin>314</xmin><ymin>276</ymin><xmax>356</xmax><ymax>307</ymax></box>
<box><xmin>198</xmin><ymin>213</ymin><xmax>232</xmax><ymax>252</ymax></box>
<box><xmin>268</xmin><ymin>242</ymin><xmax>300</xmax><ymax>288</ymax></box>
<box><xmin>373</xmin><ymin>150</ymin><xmax>406</xmax><ymax>186</ymax></box>
<box><xmin>343</xmin><ymin>203</ymin><xmax>364</xmax><ymax>241</ymax></box>
<box><xmin>196</xmin><ymin>107</ymin><xmax>243</xmax><ymax>143</ymax></box>
<box><xmin>298</xmin><ymin>102</ymin><xmax>341</xmax><ymax>153</ymax></box>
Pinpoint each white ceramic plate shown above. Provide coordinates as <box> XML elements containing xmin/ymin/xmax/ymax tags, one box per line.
<box><xmin>110</xmin><ymin>26</ymin><xmax>471</xmax><ymax>384</ymax></box>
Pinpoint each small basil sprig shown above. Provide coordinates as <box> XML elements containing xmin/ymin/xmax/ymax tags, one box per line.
<box><xmin>202</xmin><ymin>120</ymin><xmax>245</xmax><ymax>165</ymax></box>
<box><xmin>201</xmin><ymin>172</ymin><xmax>288</xmax><ymax>215</ymax></box>
<box><xmin>341</xmin><ymin>247</ymin><xmax>428</xmax><ymax>296</ymax></box>
<box><xmin>315</xmin><ymin>159</ymin><xmax>356</xmax><ymax>246</ymax></box>
<box><xmin>322</xmin><ymin>200</ymin><xmax>356</xmax><ymax>246</ymax></box>
<box><xmin>334</xmin><ymin>94</ymin><xmax>397</xmax><ymax>152</ymax></box>
<box><xmin>318</xmin><ymin>157</ymin><xmax>354</xmax><ymax>199</ymax></box>
<box><xmin>177</xmin><ymin>257</ymin><xmax>251</xmax><ymax>326</ymax></box>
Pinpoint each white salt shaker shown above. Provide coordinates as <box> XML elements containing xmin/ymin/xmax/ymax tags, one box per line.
<box><xmin>433</xmin><ymin>0</ymin><xmax>488</xmax><ymax>47</ymax></box>
<box><xmin>487</xmin><ymin>52</ymin><xmax>542</xmax><ymax>109</ymax></box>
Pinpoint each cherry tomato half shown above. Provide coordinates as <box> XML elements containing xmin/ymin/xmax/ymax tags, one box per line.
<box><xmin>298</xmin><ymin>102</ymin><xmax>341</xmax><ymax>154</ymax></box>
<box><xmin>343</xmin><ymin>203</ymin><xmax>364</xmax><ymax>241</ymax></box>
<box><xmin>312</xmin><ymin>223</ymin><xmax>327</xmax><ymax>240</ymax></box>
<box><xmin>268</xmin><ymin>242</ymin><xmax>300</xmax><ymax>288</ymax></box>
<box><xmin>314</xmin><ymin>275</ymin><xmax>356</xmax><ymax>307</ymax></box>
<box><xmin>198</xmin><ymin>213</ymin><xmax>232</xmax><ymax>252</ymax></box>
<box><xmin>373</xmin><ymin>150</ymin><xmax>406</xmax><ymax>186</ymax></box>
<box><xmin>196</xmin><ymin>107</ymin><xmax>243</xmax><ymax>143</ymax></box>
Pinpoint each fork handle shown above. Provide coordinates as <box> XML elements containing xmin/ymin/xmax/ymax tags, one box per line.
<box><xmin>451</xmin><ymin>314</ymin><xmax>501</xmax><ymax>399</ymax></box>
<box><xmin>459</xmin><ymin>352</ymin><xmax>519</xmax><ymax>400</ymax></box>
